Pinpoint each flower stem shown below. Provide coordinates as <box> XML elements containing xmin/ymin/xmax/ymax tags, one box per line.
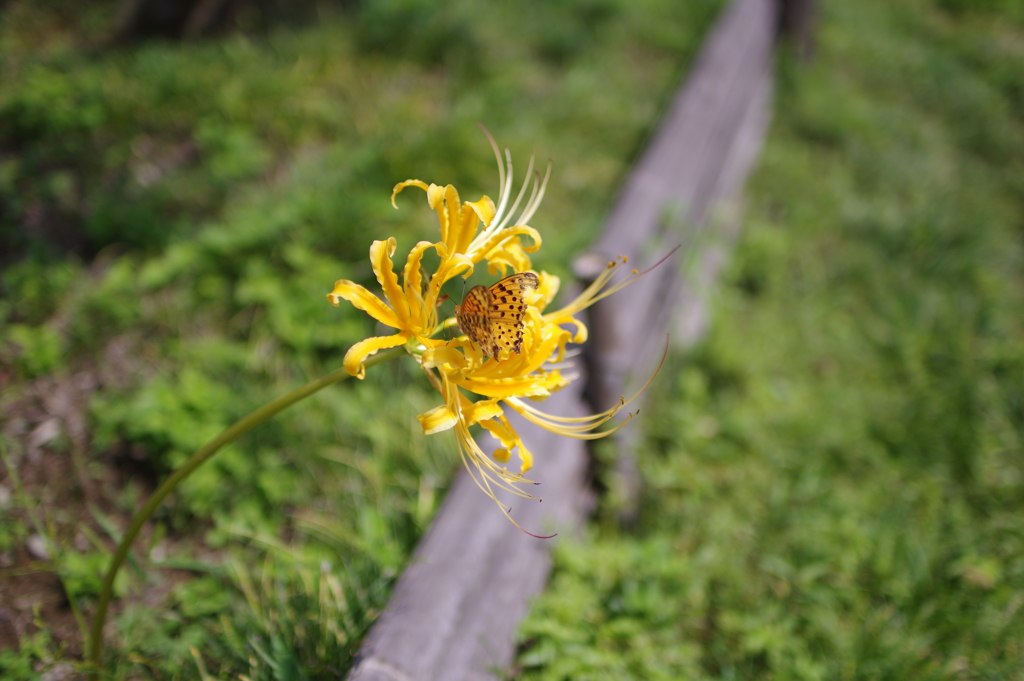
<box><xmin>86</xmin><ymin>347</ymin><xmax>405</xmax><ymax>678</ymax></box>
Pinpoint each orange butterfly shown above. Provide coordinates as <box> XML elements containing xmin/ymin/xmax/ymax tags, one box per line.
<box><xmin>455</xmin><ymin>272</ymin><xmax>539</xmax><ymax>358</ymax></box>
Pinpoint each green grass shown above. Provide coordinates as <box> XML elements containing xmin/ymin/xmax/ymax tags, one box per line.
<box><xmin>515</xmin><ymin>0</ymin><xmax>1024</xmax><ymax>679</ymax></box>
<box><xmin>0</xmin><ymin>0</ymin><xmax>721</xmax><ymax>678</ymax></box>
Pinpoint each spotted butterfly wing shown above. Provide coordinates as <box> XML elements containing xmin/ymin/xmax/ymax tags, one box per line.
<box><xmin>456</xmin><ymin>272</ymin><xmax>540</xmax><ymax>358</ymax></box>
<box><xmin>485</xmin><ymin>272</ymin><xmax>541</xmax><ymax>356</ymax></box>
<box><xmin>454</xmin><ymin>286</ymin><xmax>493</xmax><ymax>352</ymax></box>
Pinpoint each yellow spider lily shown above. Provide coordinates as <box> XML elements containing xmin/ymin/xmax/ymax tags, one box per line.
<box><xmin>327</xmin><ymin>127</ymin><xmax>546</xmax><ymax>378</ymax></box>
<box><xmin>327</xmin><ymin>129</ymin><xmax>665</xmax><ymax>532</ymax></box>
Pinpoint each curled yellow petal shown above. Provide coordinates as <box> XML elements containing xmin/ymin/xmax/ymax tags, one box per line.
<box><xmin>391</xmin><ymin>179</ymin><xmax>430</xmax><ymax>208</ymax></box>
<box><xmin>402</xmin><ymin>240</ymin><xmax>434</xmax><ymax>301</ymax></box>
<box><xmin>369</xmin><ymin>238</ymin><xmax>409</xmax><ymax>324</ymax></box>
<box><xmin>474</xmin><ymin>225</ymin><xmax>541</xmax><ymax>264</ymax></box>
<box><xmin>455</xmin><ymin>198</ymin><xmax>489</xmax><ymax>255</ymax></box>
<box><xmin>422</xmin><ymin>346</ymin><xmax>468</xmax><ymax>371</ymax></box>
<box><xmin>457</xmin><ymin>374</ymin><xmax>558</xmax><ymax>400</ymax></box>
<box><xmin>402</xmin><ymin>240</ymin><xmax>441</xmax><ymax>329</ymax></box>
<box><xmin>484</xmin><ymin>237</ymin><xmax>534</xmax><ymax>277</ymax></box>
<box><xmin>434</xmin><ymin>252</ymin><xmax>475</xmax><ymax>286</ymax></box>
<box><xmin>542</xmin><ymin>309</ymin><xmax>588</xmax><ymax>345</ymax></box>
<box><xmin>476</xmin><ymin>414</ymin><xmax>533</xmax><ymax>473</ymax></box>
<box><xmin>344</xmin><ymin>333</ymin><xmax>409</xmax><ymax>380</ymax></box>
<box><xmin>466</xmin><ymin>196</ymin><xmax>496</xmax><ymax>229</ymax></box>
<box><xmin>326</xmin><ymin>280</ymin><xmax>401</xmax><ymax>328</ymax></box>
<box><xmin>515</xmin><ymin>438</ymin><xmax>534</xmax><ymax>474</ymax></box>
<box><xmin>432</xmin><ymin>185</ymin><xmax>461</xmax><ymax>248</ymax></box>
<box><xmin>417</xmin><ymin>404</ymin><xmax>458</xmax><ymax>435</ymax></box>
<box><xmin>463</xmin><ymin>398</ymin><xmax>504</xmax><ymax>425</ymax></box>
<box><xmin>426</xmin><ymin>183</ymin><xmax>446</xmax><ymax>212</ymax></box>
<box><xmin>478</xmin><ymin>414</ymin><xmax>518</xmax><ymax>450</ymax></box>
<box><xmin>533</xmin><ymin>271</ymin><xmax>561</xmax><ymax>310</ymax></box>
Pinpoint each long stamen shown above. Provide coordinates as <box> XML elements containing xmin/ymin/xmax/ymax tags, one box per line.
<box><xmin>494</xmin><ymin>152</ymin><xmax>535</xmax><ymax>232</ymax></box>
<box><xmin>454</xmin><ymin>430</ymin><xmax>555</xmax><ymax>539</ymax></box>
<box><xmin>515</xmin><ymin>161</ymin><xmax>551</xmax><ymax>228</ymax></box>
<box><xmin>437</xmin><ymin>370</ymin><xmax>539</xmax><ymax>498</ymax></box>
<box><xmin>517</xmin><ymin>408</ymin><xmax>637</xmax><ymax>440</ymax></box>
<box><xmin>480</xmin><ymin>123</ymin><xmax>508</xmax><ymax>224</ymax></box>
<box><xmin>549</xmin><ymin>245</ymin><xmax>680</xmax><ymax>323</ymax></box>
<box><xmin>506</xmin><ymin>399</ymin><xmax>626</xmax><ymax>435</ymax></box>
<box><xmin>456</xmin><ymin>426</ymin><xmax>538</xmax><ymax>499</ymax></box>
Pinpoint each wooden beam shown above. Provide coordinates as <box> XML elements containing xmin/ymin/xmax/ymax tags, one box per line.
<box><xmin>576</xmin><ymin>0</ymin><xmax>777</xmax><ymax>520</ymax></box>
<box><xmin>579</xmin><ymin>0</ymin><xmax>778</xmax><ymax>406</ymax></box>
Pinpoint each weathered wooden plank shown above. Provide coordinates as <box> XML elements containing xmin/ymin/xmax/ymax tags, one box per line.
<box><xmin>347</xmin><ymin>0</ymin><xmax>779</xmax><ymax>677</ymax></box>
<box><xmin>594</xmin><ymin>63</ymin><xmax>775</xmax><ymax>518</ymax></box>
<box><xmin>583</xmin><ymin>0</ymin><xmax>776</xmax><ymax>264</ymax></box>
<box><xmin>580</xmin><ymin>0</ymin><xmax>778</xmax><ymax>409</ymax></box>
<box><xmin>576</xmin><ymin>0</ymin><xmax>776</xmax><ymax>520</ymax></box>
<box><xmin>672</xmin><ymin>66</ymin><xmax>774</xmax><ymax>347</ymax></box>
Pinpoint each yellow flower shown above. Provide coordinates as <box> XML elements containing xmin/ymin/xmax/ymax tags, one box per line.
<box><xmin>417</xmin><ymin>260</ymin><xmax>664</xmax><ymax>535</ymax></box>
<box><xmin>327</xmin><ymin>129</ymin><xmax>666</xmax><ymax>532</ymax></box>
<box><xmin>326</xmin><ymin>128</ymin><xmax>546</xmax><ymax>378</ymax></box>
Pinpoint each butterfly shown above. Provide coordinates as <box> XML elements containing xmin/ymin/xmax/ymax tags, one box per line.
<box><xmin>455</xmin><ymin>272</ymin><xmax>540</xmax><ymax>358</ymax></box>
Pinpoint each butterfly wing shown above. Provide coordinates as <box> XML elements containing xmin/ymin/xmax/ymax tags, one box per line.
<box><xmin>455</xmin><ymin>272</ymin><xmax>539</xmax><ymax>358</ymax></box>
<box><xmin>455</xmin><ymin>285</ymin><xmax>495</xmax><ymax>353</ymax></box>
<box><xmin>484</xmin><ymin>272</ymin><xmax>540</xmax><ymax>357</ymax></box>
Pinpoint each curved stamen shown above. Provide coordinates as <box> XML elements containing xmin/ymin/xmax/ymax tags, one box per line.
<box><xmin>480</xmin><ymin>124</ymin><xmax>509</xmax><ymax>225</ymax></box>
<box><xmin>494</xmin><ymin>151</ymin><xmax>535</xmax><ymax>232</ymax></box>
<box><xmin>515</xmin><ymin>162</ymin><xmax>551</xmax><ymax>229</ymax></box>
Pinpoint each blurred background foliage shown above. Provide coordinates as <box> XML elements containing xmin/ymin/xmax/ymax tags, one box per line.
<box><xmin>0</xmin><ymin>0</ymin><xmax>721</xmax><ymax>678</ymax></box>
<box><xmin>517</xmin><ymin>0</ymin><xmax>1024</xmax><ymax>679</ymax></box>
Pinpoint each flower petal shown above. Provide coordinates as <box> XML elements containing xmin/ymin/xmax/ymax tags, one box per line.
<box><xmin>436</xmin><ymin>253</ymin><xmax>475</xmax><ymax>284</ymax></box>
<box><xmin>542</xmin><ymin>309</ymin><xmax>588</xmax><ymax>345</ymax></box>
<box><xmin>467</xmin><ymin>196</ymin><xmax>496</xmax><ymax>229</ymax></box>
<box><xmin>533</xmin><ymin>271</ymin><xmax>561</xmax><ymax>311</ymax></box>
<box><xmin>478</xmin><ymin>414</ymin><xmax>518</xmax><ymax>450</ymax></box>
<box><xmin>391</xmin><ymin>179</ymin><xmax>430</xmax><ymax>208</ymax></box>
<box><xmin>484</xmin><ymin>236</ymin><xmax>534</xmax><ymax>277</ymax></box>
<box><xmin>422</xmin><ymin>346</ymin><xmax>468</xmax><ymax>371</ymax></box>
<box><xmin>457</xmin><ymin>373</ymin><xmax>559</xmax><ymax>399</ymax></box>
<box><xmin>427</xmin><ymin>184</ymin><xmax>459</xmax><ymax>248</ymax></box>
<box><xmin>370</xmin><ymin>238</ymin><xmax>410</xmax><ymax>324</ymax></box>
<box><xmin>473</xmin><ymin>225</ymin><xmax>541</xmax><ymax>264</ymax></box>
<box><xmin>327</xmin><ymin>280</ymin><xmax>401</xmax><ymax>328</ymax></box>
<box><xmin>515</xmin><ymin>437</ymin><xmax>534</xmax><ymax>473</ymax></box>
<box><xmin>455</xmin><ymin>197</ymin><xmax>490</xmax><ymax>255</ymax></box>
<box><xmin>418</xmin><ymin>404</ymin><xmax>458</xmax><ymax>435</ymax></box>
<box><xmin>403</xmin><ymin>240</ymin><xmax>441</xmax><ymax>329</ymax></box>
<box><xmin>344</xmin><ymin>333</ymin><xmax>410</xmax><ymax>379</ymax></box>
<box><xmin>463</xmin><ymin>398</ymin><xmax>504</xmax><ymax>425</ymax></box>
<box><xmin>477</xmin><ymin>414</ymin><xmax>533</xmax><ymax>473</ymax></box>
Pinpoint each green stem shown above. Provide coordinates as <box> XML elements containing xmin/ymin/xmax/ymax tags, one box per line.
<box><xmin>86</xmin><ymin>347</ymin><xmax>405</xmax><ymax>678</ymax></box>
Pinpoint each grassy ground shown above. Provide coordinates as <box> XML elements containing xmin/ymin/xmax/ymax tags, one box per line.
<box><xmin>514</xmin><ymin>0</ymin><xmax>1024</xmax><ymax>679</ymax></box>
<box><xmin>0</xmin><ymin>0</ymin><xmax>721</xmax><ymax>678</ymax></box>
